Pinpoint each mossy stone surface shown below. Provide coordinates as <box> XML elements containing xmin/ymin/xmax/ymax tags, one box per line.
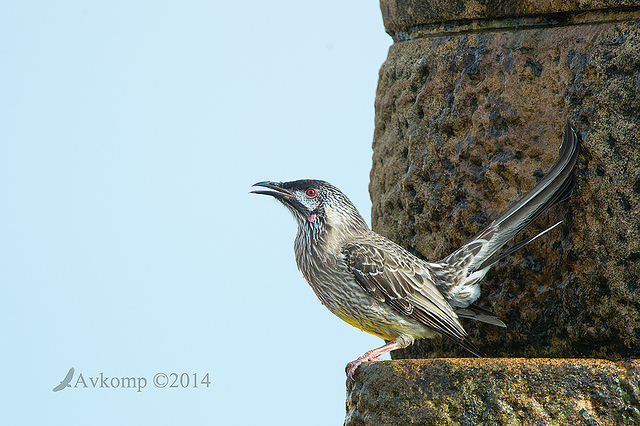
<box><xmin>370</xmin><ymin>9</ymin><xmax>640</xmax><ymax>360</ymax></box>
<box><xmin>345</xmin><ymin>358</ymin><xmax>640</xmax><ymax>425</ymax></box>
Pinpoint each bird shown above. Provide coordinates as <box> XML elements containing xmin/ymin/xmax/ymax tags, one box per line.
<box><xmin>52</xmin><ymin>367</ymin><xmax>75</xmax><ymax>392</ymax></box>
<box><xmin>252</xmin><ymin>121</ymin><xmax>580</xmax><ymax>380</ymax></box>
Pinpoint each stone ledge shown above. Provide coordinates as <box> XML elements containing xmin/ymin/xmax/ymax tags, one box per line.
<box><xmin>381</xmin><ymin>0</ymin><xmax>640</xmax><ymax>40</ymax></box>
<box><xmin>345</xmin><ymin>358</ymin><xmax>640</xmax><ymax>425</ymax></box>
<box><xmin>386</xmin><ymin>9</ymin><xmax>640</xmax><ymax>41</ymax></box>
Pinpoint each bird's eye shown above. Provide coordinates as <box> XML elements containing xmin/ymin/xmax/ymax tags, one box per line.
<box><xmin>306</xmin><ymin>188</ymin><xmax>317</xmax><ymax>198</ymax></box>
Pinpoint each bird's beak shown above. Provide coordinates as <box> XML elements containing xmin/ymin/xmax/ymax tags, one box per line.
<box><xmin>251</xmin><ymin>181</ymin><xmax>294</xmax><ymax>199</ymax></box>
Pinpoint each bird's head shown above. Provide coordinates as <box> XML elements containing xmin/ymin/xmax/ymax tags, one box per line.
<box><xmin>251</xmin><ymin>179</ymin><xmax>369</xmax><ymax>233</ymax></box>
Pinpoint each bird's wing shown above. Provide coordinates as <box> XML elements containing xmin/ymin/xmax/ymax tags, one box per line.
<box><xmin>63</xmin><ymin>367</ymin><xmax>75</xmax><ymax>383</ymax></box>
<box><xmin>342</xmin><ymin>238</ymin><xmax>481</xmax><ymax>356</ymax></box>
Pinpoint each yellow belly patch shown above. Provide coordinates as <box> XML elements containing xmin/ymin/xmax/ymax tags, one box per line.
<box><xmin>334</xmin><ymin>308</ymin><xmax>397</xmax><ymax>341</ymax></box>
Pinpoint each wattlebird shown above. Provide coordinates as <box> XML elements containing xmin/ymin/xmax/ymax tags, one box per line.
<box><xmin>252</xmin><ymin>121</ymin><xmax>580</xmax><ymax>380</ymax></box>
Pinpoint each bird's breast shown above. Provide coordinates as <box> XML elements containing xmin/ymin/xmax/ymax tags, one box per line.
<box><xmin>293</xmin><ymin>231</ymin><xmax>433</xmax><ymax>341</ymax></box>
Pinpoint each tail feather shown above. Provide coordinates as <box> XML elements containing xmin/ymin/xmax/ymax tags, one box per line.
<box><xmin>436</xmin><ymin>120</ymin><xmax>580</xmax><ymax>308</ymax></box>
<box><xmin>475</xmin><ymin>220</ymin><xmax>562</xmax><ymax>272</ymax></box>
<box><xmin>444</xmin><ymin>120</ymin><xmax>580</xmax><ymax>273</ymax></box>
<box><xmin>456</xmin><ymin>304</ymin><xmax>507</xmax><ymax>327</ymax></box>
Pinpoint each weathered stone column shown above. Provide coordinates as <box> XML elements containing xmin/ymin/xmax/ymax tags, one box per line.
<box><xmin>346</xmin><ymin>1</ymin><xmax>640</xmax><ymax>424</ymax></box>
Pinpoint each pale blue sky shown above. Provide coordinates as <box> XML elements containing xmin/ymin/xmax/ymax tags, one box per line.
<box><xmin>1</xmin><ymin>1</ymin><xmax>391</xmax><ymax>424</ymax></box>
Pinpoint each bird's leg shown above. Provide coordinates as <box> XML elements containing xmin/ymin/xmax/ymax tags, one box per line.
<box><xmin>346</xmin><ymin>340</ymin><xmax>403</xmax><ymax>381</ymax></box>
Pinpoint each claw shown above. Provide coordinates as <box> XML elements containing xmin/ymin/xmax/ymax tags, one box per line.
<box><xmin>345</xmin><ymin>340</ymin><xmax>403</xmax><ymax>381</ymax></box>
<box><xmin>346</xmin><ymin>354</ymin><xmax>383</xmax><ymax>380</ymax></box>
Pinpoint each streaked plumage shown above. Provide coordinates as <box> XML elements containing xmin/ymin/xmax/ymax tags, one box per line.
<box><xmin>252</xmin><ymin>121</ymin><xmax>580</xmax><ymax>379</ymax></box>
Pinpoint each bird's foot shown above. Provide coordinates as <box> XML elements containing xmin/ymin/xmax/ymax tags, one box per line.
<box><xmin>345</xmin><ymin>340</ymin><xmax>404</xmax><ymax>381</ymax></box>
<box><xmin>345</xmin><ymin>351</ymin><xmax>384</xmax><ymax>381</ymax></box>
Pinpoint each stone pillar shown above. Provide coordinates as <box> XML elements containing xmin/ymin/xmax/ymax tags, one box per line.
<box><xmin>346</xmin><ymin>1</ymin><xmax>640</xmax><ymax>424</ymax></box>
<box><xmin>346</xmin><ymin>359</ymin><xmax>640</xmax><ymax>425</ymax></box>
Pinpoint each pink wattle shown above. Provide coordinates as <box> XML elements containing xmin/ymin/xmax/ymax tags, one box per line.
<box><xmin>308</xmin><ymin>213</ymin><xmax>316</xmax><ymax>223</ymax></box>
